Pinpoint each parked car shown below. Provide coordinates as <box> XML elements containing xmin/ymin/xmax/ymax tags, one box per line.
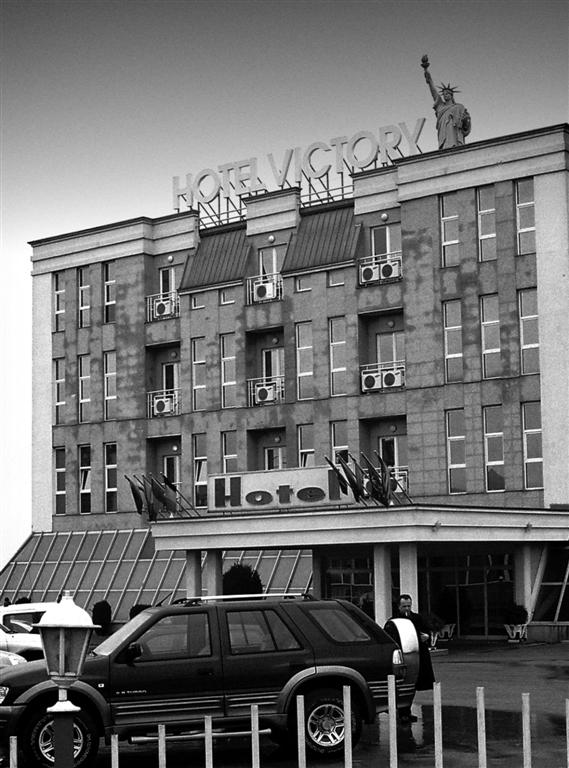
<box><xmin>0</xmin><ymin>651</ymin><xmax>26</xmax><ymax>668</ymax></box>
<box><xmin>0</xmin><ymin>595</ymin><xmax>419</xmax><ymax>766</ymax></box>
<box><xmin>0</xmin><ymin>603</ymin><xmax>58</xmax><ymax>636</ymax></box>
<box><xmin>0</xmin><ymin>623</ymin><xmax>43</xmax><ymax>661</ymax></box>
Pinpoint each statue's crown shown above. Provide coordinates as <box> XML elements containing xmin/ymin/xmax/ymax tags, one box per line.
<box><xmin>438</xmin><ymin>82</ymin><xmax>460</xmax><ymax>94</ymax></box>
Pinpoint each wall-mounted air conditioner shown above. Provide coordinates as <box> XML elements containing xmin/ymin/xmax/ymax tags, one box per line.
<box><xmin>379</xmin><ymin>259</ymin><xmax>401</xmax><ymax>280</ymax></box>
<box><xmin>381</xmin><ymin>369</ymin><xmax>404</xmax><ymax>388</ymax></box>
<box><xmin>359</xmin><ymin>263</ymin><xmax>380</xmax><ymax>285</ymax></box>
<box><xmin>153</xmin><ymin>297</ymin><xmax>174</xmax><ymax>318</ymax></box>
<box><xmin>153</xmin><ymin>394</ymin><xmax>175</xmax><ymax>416</ymax></box>
<box><xmin>253</xmin><ymin>280</ymin><xmax>276</xmax><ymax>302</ymax></box>
<box><xmin>361</xmin><ymin>371</ymin><xmax>382</xmax><ymax>392</ymax></box>
<box><xmin>254</xmin><ymin>382</ymin><xmax>277</xmax><ymax>404</ymax></box>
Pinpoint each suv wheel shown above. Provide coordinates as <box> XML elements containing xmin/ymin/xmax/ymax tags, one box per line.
<box><xmin>304</xmin><ymin>688</ymin><xmax>362</xmax><ymax>756</ymax></box>
<box><xmin>23</xmin><ymin>707</ymin><xmax>99</xmax><ymax>767</ymax></box>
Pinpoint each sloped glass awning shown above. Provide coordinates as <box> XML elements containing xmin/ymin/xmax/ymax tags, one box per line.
<box><xmin>0</xmin><ymin>530</ymin><xmax>312</xmax><ymax>623</ymax></box>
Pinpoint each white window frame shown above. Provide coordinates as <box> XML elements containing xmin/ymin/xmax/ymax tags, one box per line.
<box><xmin>78</xmin><ymin>354</ymin><xmax>91</xmax><ymax>423</ymax></box>
<box><xmin>298</xmin><ymin>424</ymin><xmax>315</xmax><ymax>467</ymax></box>
<box><xmin>441</xmin><ymin>193</ymin><xmax>459</xmax><ymax>267</ymax></box>
<box><xmin>104</xmin><ymin>442</ymin><xmax>118</xmax><ymax>513</ymax></box>
<box><xmin>376</xmin><ymin>330</ymin><xmax>405</xmax><ymax>366</ymax></box>
<box><xmin>163</xmin><ymin>454</ymin><xmax>181</xmax><ymax>489</ymax></box>
<box><xmin>220</xmin><ymin>333</ymin><xmax>236</xmax><ymax>408</ymax></box>
<box><xmin>483</xmin><ymin>405</ymin><xmax>505</xmax><ymax>492</ymax></box>
<box><xmin>329</xmin><ymin>317</ymin><xmax>347</xmax><ymax>396</ymax></box>
<box><xmin>78</xmin><ymin>445</ymin><xmax>91</xmax><ymax>514</ymax></box>
<box><xmin>516</xmin><ymin>178</ymin><xmax>536</xmax><ymax>255</ymax></box>
<box><xmin>159</xmin><ymin>266</ymin><xmax>175</xmax><ymax>295</ymax></box>
<box><xmin>446</xmin><ymin>409</ymin><xmax>466</xmax><ymax>494</ymax></box>
<box><xmin>371</xmin><ymin>223</ymin><xmax>402</xmax><ymax>258</ymax></box>
<box><xmin>103</xmin><ymin>262</ymin><xmax>116</xmax><ymax>323</ymax></box>
<box><xmin>104</xmin><ymin>351</ymin><xmax>117</xmax><ymax>421</ymax></box>
<box><xmin>77</xmin><ymin>266</ymin><xmax>91</xmax><ymax>328</ymax></box>
<box><xmin>55</xmin><ymin>447</ymin><xmax>66</xmax><ymax>516</ymax></box>
<box><xmin>264</xmin><ymin>446</ymin><xmax>286</xmax><ymax>470</ymax></box>
<box><xmin>477</xmin><ymin>185</ymin><xmax>496</xmax><ymax>262</ymax></box>
<box><xmin>331</xmin><ymin>421</ymin><xmax>348</xmax><ymax>464</ymax></box>
<box><xmin>54</xmin><ymin>358</ymin><xmax>65</xmax><ymax>425</ymax></box>
<box><xmin>295</xmin><ymin>275</ymin><xmax>312</xmax><ymax>293</ymax></box>
<box><xmin>518</xmin><ymin>288</ymin><xmax>539</xmax><ymax>374</ymax></box>
<box><xmin>327</xmin><ymin>269</ymin><xmax>344</xmax><ymax>287</ymax></box>
<box><xmin>222</xmin><ymin>431</ymin><xmax>238</xmax><ymax>473</ymax></box>
<box><xmin>54</xmin><ymin>272</ymin><xmax>65</xmax><ymax>332</ymax></box>
<box><xmin>193</xmin><ymin>434</ymin><xmax>208</xmax><ymax>507</ymax></box>
<box><xmin>522</xmin><ymin>402</ymin><xmax>543</xmax><ymax>489</ymax></box>
<box><xmin>191</xmin><ymin>293</ymin><xmax>205</xmax><ymax>309</ymax></box>
<box><xmin>192</xmin><ymin>338</ymin><xmax>206</xmax><ymax>410</ymax></box>
<box><xmin>296</xmin><ymin>322</ymin><xmax>314</xmax><ymax>400</ymax></box>
<box><xmin>443</xmin><ymin>300</ymin><xmax>463</xmax><ymax>382</ymax></box>
<box><xmin>480</xmin><ymin>294</ymin><xmax>501</xmax><ymax>379</ymax></box>
<box><xmin>219</xmin><ymin>287</ymin><xmax>235</xmax><ymax>305</ymax></box>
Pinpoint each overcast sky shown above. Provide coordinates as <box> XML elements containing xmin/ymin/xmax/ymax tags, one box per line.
<box><xmin>1</xmin><ymin>0</ymin><xmax>568</xmax><ymax>568</ymax></box>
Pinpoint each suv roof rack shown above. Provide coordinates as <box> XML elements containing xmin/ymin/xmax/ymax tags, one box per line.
<box><xmin>171</xmin><ymin>592</ymin><xmax>315</xmax><ymax>606</ymax></box>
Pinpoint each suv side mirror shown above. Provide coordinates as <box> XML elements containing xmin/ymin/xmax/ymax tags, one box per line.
<box><xmin>125</xmin><ymin>642</ymin><xmax>143</xmax><ymax>665</ymax></box>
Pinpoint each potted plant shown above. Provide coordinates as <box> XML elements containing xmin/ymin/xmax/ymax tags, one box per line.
<box><xmin>503</xmin><ymin>603</ymin><xmax>529</xmax><ymax>642</ymax></box>
<box><xmin>425</xmin><ymin>613</ymin><xmax>446</xmax><ymax>649</ymax></box>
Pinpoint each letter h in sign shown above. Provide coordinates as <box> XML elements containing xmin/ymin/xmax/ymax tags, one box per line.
<box><xmin>214</xmin><ymin>476</ymin><xmax>242</xmax><ymax>511</ymax></box>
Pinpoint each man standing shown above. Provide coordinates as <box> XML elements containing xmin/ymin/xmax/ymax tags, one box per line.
<box><xmin>389</xmin><ymin>593</ymin><xmax>435</xmax><ymax>723</ymax></box>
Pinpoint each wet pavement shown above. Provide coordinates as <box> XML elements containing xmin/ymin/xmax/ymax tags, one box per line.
<box><xmin>89</xmin><ymin>641</ymin><xmax>568</xmax><ymax>766</ymax></box>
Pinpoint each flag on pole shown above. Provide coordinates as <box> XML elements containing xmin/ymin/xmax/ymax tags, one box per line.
<box><xmin>324</xmin><ymin>456</ymin><xmax>349</xmax><ymax>495</ymax></box>
<box><xmin>141</xmin><ymin>475</ymin><xmax>157</xmax><ymax>521</ymax></box>
<box><xmin>125</xmin><ymin>475</ymin><xmax>144</xmax><ymax>514</ymax></box>
<box><xmin>159</xmin><ymin>474</ymin><xmax>179</xmax><ymax>515</ymax></box>
<box><xmin>337</xmin><ymin>454</ymin><xmax>366</xmax><ymax>503</ymax></box>
<box><xmin>349</xmin><ymin>453</ymin><xmax>370</xmax><ymax>501</ymax></box>
<box><xmin>360</xmin><ymin>453</ymin><xmax>390</xmax><ymax>506</ymax></box>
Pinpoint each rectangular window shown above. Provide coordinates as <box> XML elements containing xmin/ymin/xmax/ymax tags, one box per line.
<box><xmin>103</xmin><ymin>262</ymin><xmax>116</xmax><ymax>323</ymax></box>
<box><xmin>78</xmin><ymin>354</ymin><xmax>91</xmax><ymax>422</ymax></box>
<box><xmin>443</xmin><ymin>300</ymin><xmax>463</xmax><ymax>382</ymax></box>
<box><xmin>376</xmin><ymin>330</ymin><xmax>405</xmax><ymax>365</ymax></box>
<box><xmin>55</xmin><ymin>447</ymin><xmax>66</xmax><ymax>515</ymax></box>
<box><xmin>329</xmin><ymin>317</ymin><xmax>347</xmax><ymax>396</ymax></box>
<box><xmin>441</xmin><ymin>193</ymin><xmax>459</xmax><ymax>267</ymax></box>
<box><xmin>193</xmin><ymin>434</ymin><xmax>207</xmax><ymax>507</ymax></box>
<box><xmin>219</xmin><ymin>287</ymin><xmax>235</xmax><ymax>305</ymax></box>
<box><xmin>522</xmin><ymin>402</ymin><xmax>543</xmax><ymax>489</ymax></box>
<box><xmin>192</xmin><ymin>338</ymin><xmax>206</xmax><ymax>410</ymax></box>
<box><xmin>104</xmin><ymin>443</ymin><xmax>118</xmax><ymax>512</ymax></box>
<box><xmin>220</xmin><ymin>333</ymin><xmax>236</xmax><ymax>408</ymax></box>
<box><xmin>518</xmin><ymin>288</ymin><xmax>539</xmax><ymax>374</ymax></box>
<box><xmin>480</xmin><ymin>294</ymin><xmax>501</xmax><ymax>378</ymax></box>
<box><xmin>483</xmin><ymin>406</ymin><xmax>505</xmax><ymax>492</ymax></box>
<box><xmin>259</xmin><ymin>246</ymin><xmax>283</xmax><ymax>276</ymax></box>
<box><xmin>298</xmin><ymin>424</ymin><xmax>315</xmax><ymax>467</ymax></box>
<box><xmin>477</xmin><ymin>185</ymin><xmax>496</xmax><ymax>261</ymax></box>
<box><xmin>104</xmin><ymin>351</ymin><xmax>117</xmax><ymax>420</ymax></box>
<box><xmin>159</xmin><ymin>266</ymin><xmax>175</xmax><ymax>295</ymax></box>
<box><xmin>78</xmin><ymin>445</ymin><xmax>91</xmax><ymax>514</ymax></box>
<box><xmin>331</xmin><ymin>421</ymin><xmax>348</xmax><ymax>463</ymax></box>
<box><xmin>328</xmin><ymin>269</ymin><xmax>344</xmax><ymax>287</ymax></box>
<box><xmin>295</xmin><ymin>275</ymin><xmax>311</xmax><ymax>292</ymax></box>
<box><xmin>296</xmin><ymin>322</ymin><xmax>314</xmax><ymax>400</ymax></box>
<box><xmin>54</xmin><ymin>358</ymin><xmax>66</xmax><ymax>425</ymax></box>
<box><xmin>516</xmin><ymin>178</ymin><xmax>536</xmax><ymax>255</ymax></box>
<box><xmin>446</xmin><ymin>409</ymin><xmax>466</xmax><ymax>494</ymax></box>
<box><xmin>222</xmin><ymin>431</ymin><xmax>238</xmax><ymax>473</ymax></box>
<box><xmin>264</xmin><ymin>446</ymin><xmax>286</xmax><ymax>470</ymax></box>
<box><xmin>371</xmin><ymin>223</ymin><xmax>402</xmax><ymax>257</ymax></box>
<box><xmin>191</xmin><ymin>293</ymin><xmax>205</xmax><ymax>309</ymax></box>
<box><xmin>54</xmin><ymin>272</ymin><xmax>65</xmax><ymax>332</ymax></box>
<box><xmin>163</xmin><ymin>454</ymin><xmax>181</xmax><ymax>489</ymax></box>
<box><xmin>77</xmin><ymin>266</ymin><xmax>91</xmax><ymax>327</ymax></box>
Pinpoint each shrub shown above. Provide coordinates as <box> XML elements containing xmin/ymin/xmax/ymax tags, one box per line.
<box><xmin>222</xmin><ymin>564</ymin><xmax>263</xmax><ymax>595</ymax></box>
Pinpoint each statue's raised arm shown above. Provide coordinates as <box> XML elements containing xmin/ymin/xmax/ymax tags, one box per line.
<box><xmin>420</xmin><ymin>54</ymin><xmax>471</xmax><ymax>150</ymax></box>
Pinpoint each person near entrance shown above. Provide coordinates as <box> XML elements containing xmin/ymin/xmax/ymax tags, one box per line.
<box><xmin>387</xmin><ymin>593</ymin><xmax>435</xmax><ymax>723</ymax></box>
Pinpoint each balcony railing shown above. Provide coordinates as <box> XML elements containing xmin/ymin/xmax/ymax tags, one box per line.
<box><xmin>360</xmin><ymin>361</ymin><xmax>406</xmax><ymax>392</ymax></box>
<box><xmin>146</xmin><ymin>291</ymin><xmax>180</xmax><ymax>322</ymax></box>
<box><xmin>359</xmin><ymin>251</ymin><xmax>403</xmax><ymax>285</ymax></box>
<box><xmin>247</xmin><ymin>376</ymin><xmax>285</xmax><ymax>406</ymax></box>
<box><xmin>147</xmin><ymin>388</ymin><xmax>181</xmax><ymax>418</ymax></box>
<box><xmin>246</xmin><ymin>273</ymin><xmax>283</xmax><ymax>304</ymax></box>
<box><xmin>390</xmin><ymin>466</ymin><xmax>409</xmax><ymax>494</ymax></box>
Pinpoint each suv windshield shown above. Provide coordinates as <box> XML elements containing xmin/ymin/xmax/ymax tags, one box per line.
<box><xmin>91</xmin><ymin>610</ymin><xmax>153</xmax><ymax>656</ymax></box>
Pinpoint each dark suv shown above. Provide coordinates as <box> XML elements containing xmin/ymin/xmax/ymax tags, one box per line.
<box><xmin>0</xmin><ymin>595</ymin><xmax>419</xmax><ymax>766</ymax></box>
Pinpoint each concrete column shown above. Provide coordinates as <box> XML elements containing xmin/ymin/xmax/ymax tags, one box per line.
<box><xmin>185</xmin><ymin>550</ymin><xmax>202</xmax><ymax>598</ymax></box>
<box><xmin>203</xmin><ymin>550</ymin><xmax>223</xmax><ymax>597</ymax></box>
<box><xmin>399</xmin><ymin>543</ymin><xmax>419</xmax><ymax>608</ymax></box>
<box><xmin>311</xmin><ymin>549</ymin><xmax>324</xmax><ymax>598</ymax></box>
<box><xmin>372</xmin><ymin>544</ymin><xmax>392</xmax><ymax>625</ymax></box>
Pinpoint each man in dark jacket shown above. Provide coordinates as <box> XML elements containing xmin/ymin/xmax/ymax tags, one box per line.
<box><xmin>388</xmin><ymin>593</ymin><xmax>435</xmax><ymax>722</ymax></box>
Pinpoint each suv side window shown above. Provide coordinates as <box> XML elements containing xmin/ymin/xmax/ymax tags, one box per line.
<box><xmin>137</xmin><ymin>612</ymin><xmax>211</xmax><ymax>660</ymax></box>
<box><xmin>304</xmin><ymin>606</ymin><xmax>372</xmax><ymax>643</ymax></box>
<box><xmin>227</xmin><ymin>609</ymin><xmax>301</xmax><ymax>654</ymax></box>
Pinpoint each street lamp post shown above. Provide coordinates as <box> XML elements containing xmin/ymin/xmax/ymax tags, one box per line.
<box><xmin>35</xmin><ymin>591</ymin><xmax>98</xmax><ymax>768</ymax></box>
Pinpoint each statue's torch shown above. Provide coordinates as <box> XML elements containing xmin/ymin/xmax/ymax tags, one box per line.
<box><xmin>421</xmin><ymin>55</ymin><xmax>430</xmax><ymax>71</ymax></box>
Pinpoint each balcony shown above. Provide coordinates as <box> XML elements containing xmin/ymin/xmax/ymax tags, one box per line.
<box><xmin>390</xmin><ymin>466</ymin><xmax>409</xmax><ymax>494</ymax></box>
<box><xmin>246</xmin><ymin>273</ymin><xmax>283</xmax><ymax>304</ymax></box>
<box><xmin>359</xmin><ymin>252</ymin><xmax>403</xmax><ymax>286</ymax></box>
<box><xmin>360</xmin><ymin>361</ymin><xmax>406</xmax><ymax>392</ymax></box>
<box><xmin>247</xmin><ymin>376</ymin><xmax>285</xmax><ymax>406</ymax></box>
<box><xmin>146</xmin><ymin>291</ymin><xmax>180</xmax><ymax>322</ymax></box>
<box><xmin>147</xmin><ymin>388</ymin><xmax>181</xmax><ymax>418</ymax></box>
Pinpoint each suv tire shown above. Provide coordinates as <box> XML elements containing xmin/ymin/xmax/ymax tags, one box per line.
<box><xmin>23</xmin><ymin>707</ymin><xmax>99</xmax><ymax>768</ymax></box>
<box><xmin>304</xmin><ymin>687</ymin><xmax>362</xmax><ymax>756</ymax></box>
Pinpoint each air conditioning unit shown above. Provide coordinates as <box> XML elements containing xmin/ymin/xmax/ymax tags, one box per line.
<box><xmin>381</xmin><ymin>369</ymin><xmax>404</xmax><ymax>388</ymax></box>
<box><xmin>153</xmin><ymin>297</ymin><xmax>174</xmax><ymax>318</ymax></box>
<box><xmin>254</xmin><ymin>382</ymin><xmax>277</xmax><ymax>404</ymax></box>
<box><xmin>153</xmin><ymin>394</ymin><xmax>175</xmax><ymax>416</ymax></box>
<box><xmin>361</xmin><ymin>371</ymin><xmax>382</xmax><ymax>392</ymax></box>
<box><xmin>253</xmin><ymin>280</ymin><xmax>276</xmax><ymax>302</ymax></box>
<box><xmin>379</xmin><ymin>259</ymin><xmax>401</xmax><ymax>280</ymax></box>
<box><xmin>359</xmin><ymin>263</ymin><xmax>380</xmax><ymax>284</ymax></box>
